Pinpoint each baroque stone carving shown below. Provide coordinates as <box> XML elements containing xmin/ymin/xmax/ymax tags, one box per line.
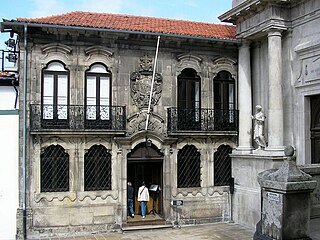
<box><xmin>41</xmin><ymin>43</ymin><xmax>72</xmax><ymax>60</ymax></box>
<box><xmin>127</xmin><ymin>112</ymin><xmax>165</xmax><ymax>136</ymax></box>
<box><xmin>130</xmin><ymin>54</ymin><xmax>163</xmax><ymax>110</ymax></box>
<box><xmin>211</xmin><ymin>56</ymin><xmax>237</xmax><ymax>79</ymax></box>
<box><xmin>84</xmin><ymin>45</ymin><xmax>113</xmax><ymax>62</ymax></box>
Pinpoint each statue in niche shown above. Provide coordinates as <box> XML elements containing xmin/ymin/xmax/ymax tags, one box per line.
<box><xmin>252</xmin><ymin>105</ymin><xmax>267</xmax><ymax>150</ymax></box>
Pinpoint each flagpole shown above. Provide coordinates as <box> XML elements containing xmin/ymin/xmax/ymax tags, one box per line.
<box><xmin>145</xmin><ymin>36</ymin><xmax>160</xmax><ymax>131</ymax></box>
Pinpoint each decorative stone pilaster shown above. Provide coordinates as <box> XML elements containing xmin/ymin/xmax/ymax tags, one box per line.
<box><xmin>254</xmin><ymin>146</ymin><xmax>316</xmax><ymax>240</ymax></box>
<box><xmin>267</xmin><ymin>29</ymin><xmax>284</xmax><ymax>151</ymax></box>
<box><xmin>236</xmin><ymin>40</ymin><xmax>253</xmax><ymax>153</ymax></box>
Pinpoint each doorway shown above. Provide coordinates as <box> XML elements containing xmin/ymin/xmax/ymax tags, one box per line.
<box><xmin>311</xmin><ymin>95</ymin><xmax>320</xmax><ymax>163</ymax></box>
<box><xmin>127</xmin><ymin>142</ymin><xmax>163</xmax><ymax>217</ymax></box>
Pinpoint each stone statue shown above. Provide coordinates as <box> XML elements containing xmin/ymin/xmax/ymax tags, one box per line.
<box><xmin>252</xmin><ymin>105</ymin><xmax>267</xmax><ymax>150</ymax></box>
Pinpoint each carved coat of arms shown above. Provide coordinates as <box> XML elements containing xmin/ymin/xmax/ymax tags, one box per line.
<box><xmin>130</xmin><ymin>54</ymin><xmax>163</xmax><ymax>110</ymax></box>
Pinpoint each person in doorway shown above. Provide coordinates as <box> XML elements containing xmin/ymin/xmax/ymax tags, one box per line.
<box><xmin>127</xmin><ymin>181</ymin><xmax>134</xmax><ymax>218</ymax></box>
<box><xmin>138</xmin><ymin>181</ymin><xmax>149</xmax><ymax>219</ymax></box>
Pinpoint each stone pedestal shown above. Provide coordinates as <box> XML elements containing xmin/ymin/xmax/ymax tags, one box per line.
<box><xmin>255</xmin><ymin>146</ymin><xmax>317</xmax><ymax>240</ymax></box>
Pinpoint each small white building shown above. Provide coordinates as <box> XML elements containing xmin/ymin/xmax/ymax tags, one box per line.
<box><xmin>0</xmin><ymin>68</ymin><xmax>19</xmax><ymax>239</ymax></box>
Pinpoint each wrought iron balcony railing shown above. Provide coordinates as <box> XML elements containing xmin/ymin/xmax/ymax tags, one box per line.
<box><xmin>167</xmin><ymin>107</ymin><xmax>239</xmax><ymax>132</ymax></box>
<box><xmin>30</xmin><ymin>104</ymin><xmax>126</xmax><ymax>131</ymax></box>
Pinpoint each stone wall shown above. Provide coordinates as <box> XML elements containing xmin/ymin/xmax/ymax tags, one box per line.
<box><xmin>231</xmin><ymin>153</ymin><xmax>284</xmax><ymax>228</ymax></box>
<box><xmin>18</xmin><ymin>28</ymin><xmax>239</xmax><ymax>238</ymax></box>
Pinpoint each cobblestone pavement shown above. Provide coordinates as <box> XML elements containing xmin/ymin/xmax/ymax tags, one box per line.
<box><xmin>310</xmin><ymin>218</ymin><xmax>320</xmax><ymax>240</ymax></box>
<box><xmin>36</xmin><ymin>218</ymin><xmax>320</xmax><ymax>240</ymax></box>
<box><xmin>47</xmin><ymin>223</ymin><xmax>254</xmax><ymax>240</ymax></box>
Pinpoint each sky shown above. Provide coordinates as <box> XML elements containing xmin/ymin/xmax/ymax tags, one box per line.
<box><xmin>0</xmin><ymin>0</ymin><xmax>233</xmax><ymax>63</ymax></box>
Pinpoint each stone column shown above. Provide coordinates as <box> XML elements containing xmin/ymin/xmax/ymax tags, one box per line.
<box><xmin>236</xmin><ymin>40</ymin><xmax>253</xmax><ymax>153</ymax></box>
<box><xmin>267</xmin><ymin>29</ymin><xmax>284</xmax><ymax>150</ymax></box>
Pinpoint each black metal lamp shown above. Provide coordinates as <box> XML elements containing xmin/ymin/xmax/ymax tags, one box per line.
<box><xmin>5</xmin><ymin>38</ymin><xmax>16</xmax><ymax>49</ymax></box>
<box><xmin>145</xmin><ymin>136</ymin><xmax>152</xmax><ymax>147</ymax></box>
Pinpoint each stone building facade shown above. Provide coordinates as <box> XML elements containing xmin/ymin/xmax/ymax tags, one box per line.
<box><xmin>220</xmin><ymin>0</ymin><xmax>320</xmax><ymax>228</ymax></box>
<box><xmin>2</xmin><ymin>0</ymin><xmax>320</xmax><ymax>238</ymax></box>
<box><xmin>1</xmin><ymin>13</ymin><xmax>239</xmax><ymax>238</ymax></box>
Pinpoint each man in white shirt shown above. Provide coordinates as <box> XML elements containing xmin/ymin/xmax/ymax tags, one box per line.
<box><xmin>138</xmin><ymin>181</ymin><xmax>149</xmax><ymax>218</ymax></box>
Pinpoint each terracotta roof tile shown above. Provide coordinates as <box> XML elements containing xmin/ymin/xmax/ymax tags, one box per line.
<box><xmin>16</xmin><ymin>11</ymin><xmax>236</xmax><ymax>41</ymax></box>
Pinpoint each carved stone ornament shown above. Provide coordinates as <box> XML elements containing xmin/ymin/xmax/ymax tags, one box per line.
<box><xmin>130</xmin><ymin>54</ymin><xmax>163</xmax><ymax>110</ymax></box>
<box><xmin>127</xmin><ymin>112</ymin><xmax>165</xmax><ymax>136</ymax></box>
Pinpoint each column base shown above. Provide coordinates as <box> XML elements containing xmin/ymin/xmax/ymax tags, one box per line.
<box><xmin>264</xmin><ymin>146</ymin><xmax>285</xmax><ymax>156</ymax></box>
<box><xmin>234</xmin><ymin>146</ymin><xmax>254</xmax><ymax>155</ymax></box>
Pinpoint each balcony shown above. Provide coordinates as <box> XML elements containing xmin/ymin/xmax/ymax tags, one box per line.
<box><xmin>167</xmin><ymin>107</ymin><xmax>238</xmax><ymax>134</ymax></box>
<box><xmin>30</xmin><ymin>104</ymin><xmax>126</xmax><ymax>133</ymax></box>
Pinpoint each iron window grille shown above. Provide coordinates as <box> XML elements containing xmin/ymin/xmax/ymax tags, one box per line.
<box><xmin>30</xmin><ymin>104</ymin><xmax>126</xmax><ymax>131</ymax></box>
<box><xmin>40</xmin><ymin>145</ymin><xmax>69</xmax><ymax>192</ymax></box>
<box><xmin>84</xmin><ymin>145</ymin><xmax>112</xmax><ymax>191</ymax></box>
<box><xmin>214</xmin><ymin>145</ymin><xmax>232</xmax><ymax>186</ymax></box>
<box><xmin>177</xmin><ymin>145</ymin><xmax>201</xmax><ymax>188</ymax></box>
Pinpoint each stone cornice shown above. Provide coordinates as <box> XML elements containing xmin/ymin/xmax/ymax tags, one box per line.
<box><xmin>219</xmin><ymin>0</ymin><xmax>300</xmax><ymax>24</ymax></box>
<box><xmin>237</xmin><ymin>18</ymin><xmax>290</xmax><ymax>39</ymax></box>
<box><xmin>219</xmin><ymin>0</ymin><xmax>267</xmax><ymax>24</ymax></box>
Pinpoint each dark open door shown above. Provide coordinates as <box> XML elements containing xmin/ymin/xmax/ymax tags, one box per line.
<box><xmin>311</xmin><ymin>95</ymin><xmax>320</xmax><ymax>164</ymax></box>
<box><xmin>127</xmin><ymin>142</ymin><xmax>163</xmax><ymax>216</ymax></box>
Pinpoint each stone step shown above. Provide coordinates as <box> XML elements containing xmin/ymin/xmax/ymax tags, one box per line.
<box><xmin>122</xmin><ymin>224</ymin><xmax>172</xmax><ymax>232</ymax></box>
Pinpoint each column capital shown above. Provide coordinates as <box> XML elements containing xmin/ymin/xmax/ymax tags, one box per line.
<box><xmin>267</xmin><ymin>28</ymin><xmax>283</xmax><ymax>37</ymax></box>
<box><xmin>240</xmin><ymin>39</ymin><xmax>252</xmax><ymax>48</ymax></box>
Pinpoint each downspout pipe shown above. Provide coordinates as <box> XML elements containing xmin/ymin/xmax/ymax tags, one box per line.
<box><xmin>22</xmin><ymin>23</ymin><xmax>27</xmax><ymax>240</ymax></box>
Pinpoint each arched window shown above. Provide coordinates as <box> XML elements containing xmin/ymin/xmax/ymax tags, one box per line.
<box><xmin>85</xmin><ymin>63</ymin><xmax>112</xmax><ymax>128</ymax></box>
<box><xmin>40</xmin><ymin>145</ymin><xmax>69</xmax><ymax>192</ymax></box>
<box><xmin>177</xmin><ymin>145</ymin><xmax>201</xmax><ymax>188</ymax></box>
<box><xmin>214</xmin><ymin>71</ymin><xmax>235</xmax><ymax>110</ymax></box>
<box><xmin>213</xmin><ymin>71</ymin><xmax>236</xmax><ymax>130</ymax></box>
<box><xmin>214</xmin><ymin>145</ymin><xmax>232</xmax><ymax>186</ymax></box>
<box><xmin>84</xmin><ymin>145</ymin><xmax>112</xmax><ymax>191</ymax></box>
<box><xmin>42</xmin><ymin>61</ymin><xmax>69</xmax><ymax>128</ymax></box>
<box><xmin>177</xmin><ymin>68</ymin><xmax>201</xmax><ymax>130</ymax></box>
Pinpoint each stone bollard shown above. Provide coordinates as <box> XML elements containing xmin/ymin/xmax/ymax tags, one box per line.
<box><xmin>254</xmin><ymin>146</ymin><xmax>317</xmax><ymax>240</ymax></box>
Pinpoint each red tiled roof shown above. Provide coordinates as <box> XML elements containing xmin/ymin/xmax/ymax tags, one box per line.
<box><xmin>16</xmin><ymin>11</ymin><xmax>236</xmax><ymax>41</ymax></box>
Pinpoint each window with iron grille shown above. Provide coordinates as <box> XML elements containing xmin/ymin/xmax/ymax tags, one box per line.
<box><xmin>40</xmin><ymin>145</ymin><xmax>69</xmax><ymax>192</ymax></box>
<box><xmin>214</xmin><ymin>145</ymin><xmax>232</xmax><ymax>186</ymax></box>
<box><xmin>177</xmin><ymin>145</ymin><xmax>201</xmax><ymax>188</ymax></box>
<box><xmin>84</xmin><ymin>145</ymin><xmax>111</xmax><ymax>191</ymax></box>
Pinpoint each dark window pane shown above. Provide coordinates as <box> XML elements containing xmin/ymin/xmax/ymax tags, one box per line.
<box><xmin>41</xmin><ymin>145</ymin><xmax>69</xmax><ymax>192</ymax></box>
<box><xmin>213</xmin><ymin>71</ymin><xmax>235</xmax><ymax>110</ymax></box>
<box><xmin>84</xmin><ymin>145</ymin><xmax>112</xmax><ymax>191</ymax></box>
<box><xmin>214</xmin><ymin>145</ymin><xmax>232</xmax><ymax>186</ymax></box>
<box><xmin>311</xmin><ymin>95</ymin><xmax>320</xmax><ymax>164</ymax></box>
<box><xmin>177</xmin><ymin>68</ymin><xmax>201</xmax><ymax>130</ymax></box>
<box><xmin>177</xmin><ymin>145</ymin><xmax>201</xmax><ymax>188</ymax></box>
